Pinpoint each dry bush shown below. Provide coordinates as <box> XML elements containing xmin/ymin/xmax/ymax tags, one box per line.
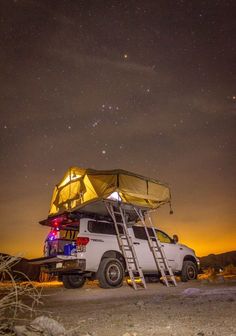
<box><xmin>203</xmin><ymin>267</ymin><xmax>218</xmax><ymax>278</ymax></box>
<box><xmin>0</xmin><ymin>254</ymin><xmax>42</xmax><ymax>335</ymax></box>
<box><xmin>222</xmin><ymin>264</ymin><xmax>236</xmax><ymax>275</ymax></box>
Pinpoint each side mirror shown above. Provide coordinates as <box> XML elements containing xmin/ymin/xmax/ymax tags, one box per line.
<box><xmin>173</xmin><ymin>234</ymin><xmax>179</xmax><ymax>243</ymax></box>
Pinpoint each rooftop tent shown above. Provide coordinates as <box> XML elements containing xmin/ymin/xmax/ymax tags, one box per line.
<box><xmin>48</xmin><ymin>167</ymin><xmax>171</xmax><ymax>217</ymax></box>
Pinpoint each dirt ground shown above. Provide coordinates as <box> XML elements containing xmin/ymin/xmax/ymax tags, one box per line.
<box><xmin>33</xmin><ymin>279</ymin><xmax>236</xmax><ymax>336</ymax></box>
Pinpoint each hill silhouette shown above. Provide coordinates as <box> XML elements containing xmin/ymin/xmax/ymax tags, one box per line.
<box><xmin>199</xmin><ymin>251</ymin><xmax>236</xmax><ymax>270</ymax></box>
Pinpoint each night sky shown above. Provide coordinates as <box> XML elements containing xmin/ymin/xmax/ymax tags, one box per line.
<box><xmin>0</xmin><ymin>0</ymin><xmax>235</xmax><ymax>258</ymax></box>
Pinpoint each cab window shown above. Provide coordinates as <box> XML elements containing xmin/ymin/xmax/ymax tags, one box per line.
<box><xmin>156</xmin><ymin>230</ymin><xmax>172</xmax><ymax>244</ymax></box>
<box><xmin>88</xmin><ymin>221</ymin><xmax>124</xmax><ymax>235</ymax></box>
<box><xmin>133</xmin><ymin>226</ymin><xmax>153</xmax><ymax>240</ymax></box>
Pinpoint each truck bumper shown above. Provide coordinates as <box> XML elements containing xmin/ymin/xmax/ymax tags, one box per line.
<box><xmin>30</xmin><ymin>256</ymin><xmax>86</xmax><ymax>274</ymax></box>
<box><xmin>49</xmin><ymin>259</ymin><xmax>86</xmax><ymax>273</ymax></box>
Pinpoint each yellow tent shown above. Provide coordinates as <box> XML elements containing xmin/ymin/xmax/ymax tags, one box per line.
<box><xmin>49</xmin><ymin>167</ymin><xmax>171</xmax><ymax>216</ymax></box>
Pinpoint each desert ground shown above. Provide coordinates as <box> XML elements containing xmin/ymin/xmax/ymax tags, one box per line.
<box><xmin>23</xmin><ymin>279</ymin><xmax>236</xmax><ymax>336</ymax></box>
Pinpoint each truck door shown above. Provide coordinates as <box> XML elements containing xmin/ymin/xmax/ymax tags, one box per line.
<box><xmin>130</xmin><ymin>227</ymin><xmax>156</xmax><ymax>272</ymax></box>
<box><xmin>156</xmin><ymin>230</ymin><xmax>179</xmax><ymax>271</ymax></box>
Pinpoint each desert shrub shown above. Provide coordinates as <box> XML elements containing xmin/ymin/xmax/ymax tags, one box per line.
<box><xmin>204</xmin><ymin>267</ymin><xmax>218</xmax><ymax>277</ymax></box>
<box><xmin>0</xmin><ymin>254</ymin><xmax>42</xmax><ymax>335</ymax></box>
<box><xmin>223</xmin><ymin>264</ymin><xmax>236</xmax><ymax>275</ymax></box>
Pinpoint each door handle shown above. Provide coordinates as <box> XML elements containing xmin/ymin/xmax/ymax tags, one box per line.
<box><xmin>133</xmin><ymin>242</ymin><xmax>140</xmax><ymax>245</ymax></box>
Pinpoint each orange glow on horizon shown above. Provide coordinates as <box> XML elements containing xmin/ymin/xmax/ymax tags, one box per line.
<box><xmin>1</xmin><ymin>217</ymin><xmax>235</xmax><ymax>259</ymax></box>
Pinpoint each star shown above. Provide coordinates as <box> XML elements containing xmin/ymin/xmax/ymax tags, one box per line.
<box><xmin>67</xmin><ymin>125</ymin><xmax>72</xmax><ymax>130</ymax></box>
<box><xmin>123</xmin><ymin>53</ymin><xmax>128</xmax><ymax>59</ymax></box>
<box><xmin>102</xmin><ymin>150</ymin><xmax>106</xmax><ymax>155</ymax></box>
<box><xmin>92</xmin><ymin>120</ymin><xmax>100</xmax><ymax>127</ymax></box>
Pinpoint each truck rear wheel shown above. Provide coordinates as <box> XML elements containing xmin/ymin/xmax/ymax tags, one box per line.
<box><xmin>180</xmin><ymin>261</ymin><xmax>198</xmax><ymax>282</ymax></box>
<box><xmin>97</xmin><ymin>258</ymin><xmax>124</xmax><ymax>289</ymax></box>
<box><xmin>62</xmin><ymin>274</ymin><xmax>86</xmax><ymax>289</ymax></box>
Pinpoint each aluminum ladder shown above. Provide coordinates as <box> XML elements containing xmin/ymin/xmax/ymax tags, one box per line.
<box><xmin>134</xmin><ymin>208</ymin><xmax>177</xmax><ymax>287</ymax></box>
<box><xmin>105</xmin><ymin>201</ymin><xmax>147</xmax><ymax>290</ymax></box>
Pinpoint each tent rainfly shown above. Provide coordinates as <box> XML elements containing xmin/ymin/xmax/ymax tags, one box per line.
<box><xmin>49</xmin><ymin>167</ymin><xmax>171</xmax><ymax>216</ymax></box>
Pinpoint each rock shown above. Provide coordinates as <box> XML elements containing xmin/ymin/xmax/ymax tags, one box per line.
<box><xmin>135</xmin><ymin>300</ymin><xmax>144</xmax><ymax>306</ymax></box>
<box><xmin>30</xmin><ymin>316</ymin><xmax>65</xmax><ymax>335</ymax></box>
<box><xmin>182</xmin><ymin>288</ymin><xmax>201</xmax><ymax>296</ymax></box>
<box><xmin>14</xmin><ymin>316</ymin><xmax>66</xmax><ymax>336</ymax></box>
<box><xmin>14</xmin><ymin>325</ymin><xmax>39</xmax><ymax>336</ymax></box>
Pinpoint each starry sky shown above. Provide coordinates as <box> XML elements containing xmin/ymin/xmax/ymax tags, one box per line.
<box><xmin>0</xmin><ymin>0</ymin><xmax>235</xmax><ymax>258</ymax></box>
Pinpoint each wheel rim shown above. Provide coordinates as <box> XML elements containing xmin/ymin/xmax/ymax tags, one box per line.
<box><xmin>106</xmin><ymin>264</ymin><xmax>121</xmax><ymax>284</ymax></box>
<box><xmin>187</xmin><ymin>265</ymin><xmax>196</xmax><ymax>280</ymax></box>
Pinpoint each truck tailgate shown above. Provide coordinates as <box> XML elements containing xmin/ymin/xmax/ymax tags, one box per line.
<box><xmin>29</xmin><ymin>255</ymin><xmax>77</xmax><ymax>265</ymax></box>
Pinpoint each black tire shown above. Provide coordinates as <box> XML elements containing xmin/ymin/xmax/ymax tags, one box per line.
<box><xmin>62</xmin><ymin>274</ymin><xmax>86</xmax><ymax>289</ymax></box>
<box><xmin>97</xmin><ymin>258</ymin><xmax>124</xmax><ymax>289</ymax></box>
<box><xmin>180</xmin><ymin>261</ymin><xmax>198</xmax><ymax>282</ymax></box>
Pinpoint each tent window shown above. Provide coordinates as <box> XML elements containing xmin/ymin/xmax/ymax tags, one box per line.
<box><xmin>88</xmin><ymin>221</ymin><xmax>124</xmax><ymax>235</ymax></box>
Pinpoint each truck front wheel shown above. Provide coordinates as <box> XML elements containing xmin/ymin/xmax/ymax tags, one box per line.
<box><xmin>97</xmin><ymin>258</ymin><xmax>124</xmax><ymax>289</ymax></box>
<box><xmin>180</xmin><ymin>261</ymin><xmax>198</xmax><ymax>282</ymax></box>
<box><xmin>62</xmin><ymin>274</ymin><xmax>86</xmax><ymax>289</ymax></box>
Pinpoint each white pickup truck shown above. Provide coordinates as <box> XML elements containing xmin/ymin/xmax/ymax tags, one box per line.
<box><xmin>38</xmin><ymin>216</ymin><xmax>200</xmax><ymax>289</ymax></box>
